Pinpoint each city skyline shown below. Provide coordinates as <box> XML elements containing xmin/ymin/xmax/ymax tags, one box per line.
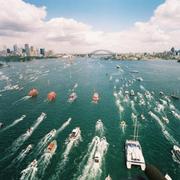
<box><xmin>0</xmin><ymin>0</ymin><xmax>180</xmax><ymax>53</ymax></box>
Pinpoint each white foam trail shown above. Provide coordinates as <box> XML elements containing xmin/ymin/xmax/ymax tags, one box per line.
<box><xmin>51</xmin><ymin>129</ymin><xmax>81</xmax><ymax>180</ymax></box>
<box><xmin>95</xmin><ymin>120</ymin><xmax>105</xmax><ymax>137</ymax></box>
<box><xmin>20</xmin><ymin>162</ymin><xmax>38</xmax><ymax>180</ymax></box>
<box><xmin>0</xmin><ymin>115</ymin><xmax>26</xmax><ymax>133</ymax></box>
<box><xmin>130</xmin><ymin>100</ymin><xmax>137</xmax><ymax>113</ymax></box>
<box><xmin>79</xmin><ymin>137</ymin><xmax>108</xmax><ymax>180</ymax></box>
<box><xmin>56</xmin><ymin>117</ymin><xmax>72</xmax><ymax>134</ymax></box>
<box><xmin>37</xmin><ymin>151</ymin><xmax>55</xmax><ymax>179</ymax></box>
<box><xmin>9</xmin><ymin>113</ymin><xmax>46</xmax><ymax>153</ymax></box>
<box><xmin>149</xmin><ymin>111</ymin><xmax>179</xmax><ymax>146</ymax></box>
<box><xmin>171</xmin><ymin>111</ymin><xmax>180</xmax><ymax>120</ymax></box>
<box><xmin>12</xmin><ymin>96</ymin><xmax>31</xmax><ymax>105</ymax></box>
<box><xmin>131</xmin><ymin>113</ymin><xmax>137</xmax><ymax>122</ymax></box>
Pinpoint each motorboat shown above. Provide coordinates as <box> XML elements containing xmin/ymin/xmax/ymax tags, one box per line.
<box><xmin>141</xmin><ymin>114</ymin><xmax>145</xmax><ymax>120</ymax></box>
<box><xmin>159</xmin><ymin>91</ymin><xmax>164</xmax><ymax>96</ymax></box>
<box><xmin>68</xmin><ymin>92</ymin><xmax>77</xmax><ymax>103</ymax></box>
<box><xmin>171</xmin><ymin>145</ymin><xmax>180</xmax><ymax>162</ymax></box>
<box><xmin>46</xmin><ymin>129</ymin><xmax>56</xmax><ymax>139</ymax></box>
<box><xmin>94</xmin><ymin>152</ymin><xmax>100</xmax><ymax>163</ymax></box>
<box><xmin>136</xmin><ymin>77</ymin><xmax>143</xmax><ymax>82</ymax></box>
<box><xmin>165</xmin><ymin>174</ymin><xmax>172</xmax><ymax>180</ymax></box>
<box><xmin>125</xmin><ymin>90</ymin><xmax>129</xmax><ymax>95</ymax></box>
<box><xmin>29</xmin><ymin>159</ymin><xmax>37</xmax><ymax>168</ymax></box>
<box><xmin>0</xmin><ymin>122</ymin><xmax>4</xmax><ymax>128</ymax></box>
<box><xmin>105</xmin><ymin>175</ymin><xmax>112</xmax><ymax>180</ymax></box>
<box><xmin>45</xmin><ymin>140</ymin><xmax>57</xmax><ymax>154</ymax></box>
<box><xmin>116</xmin><ymin>65</ymin><xmax>120</xmax><ymax>69</ymax></box>
<box><xmin>171</xmin><ymin>94</ymin><xmax>179</xmax><ymax>100</ymax></box>
<box><xmin>130</xmin><ymin>90</ymin><xmax>135</xmax><ymax>96</ymax></box>
<box><xmin>125</xmin><ymin>119</ymin><xmax>146</xmax><ymax>171</ymax></box>
<box><xmin>162</xmin><ymin>117</ymin><xmax>169</xmax><ymax>124</ymax></box>
<box><xmin>24</xmin><ymin>144</ymin><xmax>33</xmax><ymax>154</ymax></box>
<box><xmin>69</xmin><ymin>127</ymin><xmax>81</xmax><ymax>141</ymax></box>
<box><xmin>92</xmin><ymin>92</ymin><xmax>100</xmax><ymax>103</ymax></box>
<box><xmin>28</xmin><ymin>88</ymin><xmax>38</xmax><ymax>97</ymax></box>
<box><xmin>25</xmin><ymin>128</ymin><xmax>33</xmax><ymax>136</ymax></box>
<box><xmin>120</xmin><ymin>121</ymin><xmax>127</xmax><ymax>128</ymax></box>
<box><xmin>47</xmin><ymin>91</ymin><xmax>56</xmax><ymax>101</ymax></box>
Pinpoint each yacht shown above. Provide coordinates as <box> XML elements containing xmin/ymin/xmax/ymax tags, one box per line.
<box><xmin>172</xmin><ymin>145</ymin><xmax>180</xmax><ymax>162</ymax></box>
<box><xmin>69</xmin><ymin>127</ymin><xmax>81</xmax><ymax>141</ymax></box>
<box><xmin>45</xmin><ymin>140</ymin><xmax>57</xmax><ymax>154</ymax></box>
<box><xmin>125</xmin><ymin>119</ymin><xmax>146</xmax><ymax>171</ymax></box>
<box><xmin>92</xmin><ymin>92</ymin><xmax>100</xmax><ymax>103</ymax></box>
<box><xmin>68</xmin><ymin>92</ymin><xmax>77</xmax><ymax>103</ymax></box>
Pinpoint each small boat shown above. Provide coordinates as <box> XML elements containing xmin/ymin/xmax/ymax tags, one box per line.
<box><xmin>46</xmin><ymin>129</ymin><xmax>56</xmax><ymax>139</ymax></box>
<box><xmin>130</xmin><ymin>90</ymin><xmax>135</xmax><ymax>96</ymax></box>
<box><xmin>116</xmin><ymin>65</ymin><xmax>120</xmax><ymax>69</ymax></box>
<box><xmin>171</xmin><ymin>94</ymin><xmax>179</xmax><ymax>100</ymax></box>
<box><xmin>94</xmin><ymin>152</ymin><xmax>100</xmax><ymax>163</ymax></box>
<box><xmin>47</xmin><ymin>91</ymin><xmax>56</xmax><ymax>101</ymax></box>
<box><xmin>92</xmin><ymin>92</ymin><xmax>100</xmax><ymax>103</ymax></box>
<box><xmin>0</xmin><ymin>122</ymin><xmax>4</xmax><ymax>128</ymax></box>
<box><xmin>159</xmin><ymin>91</ymin><xmax>164</xmax><ymax>96</ymax></box>
<box><xmin>105</xmin><ymin>175</ymin><xmax>112</xmax><ymax>180</ymax></box>
<box><xmin>26</xmin><ymin>128</ymin><xmax>33</xmax><ymax>135</ymax></box>
<box><xmin>136</xmin><ymin>77</ymin><xmax>143</xmax><ymax>81</ymax></box>
<box><xmin>165</xmin><ymin>174</ymin><xmax>172</xmax><ymax>180</ymax></box>
<box><xmin>45</xmin><ymin>140</ymin><xmax>57</xmax><ymax>154</ymax></box>
<box><xmin>171</xmin><ymin>145</ymin><xmax>180</xmax><ymax>162</ymax></box>
<box><xmin>28</xmin><ymin>88</ymin><xmax>38</xmax><ymax>97</ymax></box>
<box><xmin>120</xmin><ymin>121</ymin><xmax>127</xmax><ymax>128</ymax></box>
<box><xmin>162</xmin><ymin>117</ymin><xmax>169</xmax><ymax>124</ymax></box>
<box><xmin>29</xmin><ymin>159</ymin><xmax>37</xmax><ymax>168</ymax></box>
<box><xmin>125</xmin><ymin>90</ymin><xmax>129</xmax><ymax>95</ymax></box>
<box><xmin>141</xmin><ymin>114</ymin><xmax>145</xmax><ymax>120</ymax></box>
<box><xmin>68</xmin><ymin>92</ymin><xmax>77</xmax><ymax>103</ymax></box>
<box><xmin>24</xmin><ymin>144</ymin><xmax>33</xmax><ymax>154</ymax></box>
<box><xmin>130</xmin><ymin>70</ymin><xmax>139</xmax><ymax>73</ymax></box>
<box><xmin>69</xmin><ymin>127</ymin><xmax>80</xmax><ymax>141</ymax></box>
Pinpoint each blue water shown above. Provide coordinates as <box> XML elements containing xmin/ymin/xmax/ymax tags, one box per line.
<box><xmin>0</xmin><ymin>58</ymin><xmax>179</xmax><ymax>180</ymax></box>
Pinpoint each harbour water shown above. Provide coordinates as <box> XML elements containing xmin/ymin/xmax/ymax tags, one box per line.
<box><xmin>0</xmin><ymin>58</ymin><xmax>180</xmax><ymax>180</ymax></box>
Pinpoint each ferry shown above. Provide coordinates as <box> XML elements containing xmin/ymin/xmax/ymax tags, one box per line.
<box><xmin>68</xmin><ymin>92</ymin><xmax>77</xmax><ymax>103</ymax></box>
<box><xmin>92</xmin><ymin>92</ymin><xmax>100</xmax><ymax>103</ymax></box>
<box><xmin>125</xmin><ymin>119</ymin><xmax>146</xmax><ymax>171</ymax></box>
<box><xmin>45</xmin><ymin>140</ymin><xmax>57</xmax><ymax>154</ymax></box>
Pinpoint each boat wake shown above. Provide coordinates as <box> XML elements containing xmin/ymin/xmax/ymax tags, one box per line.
<box><xmin>20</xmin><ymin>160</ymin><xmax>38</xmax><ymax>180</ymax></box>
<box><xmin>12</xmin><ymin>96</ymin><xmax>31</xmax><ymax>105</ymax></box>
<box><xmin>56</xmin><ymin>117</ymin><xmax>72</xmax><ymax>135</ymax></box>
<box><xmin>149</xmin><ymin>111</ymin><xmax>179</xmax><ymax>146</ymax></box>
<box><xmin>8</xmin><ymin>113</ymin><xmax>46</xmax><ymax>154</ymax></box>
<box><xmin>78</xmin><ymin>136</ymin><xmax>108</xmax><ymax>180</ymax></box>
<box><xmin>36</xmin><ymin>151</ymin><xmax>55</xmax><ymax>179</ymax></box>
<box><xmin>0</xmin><ymin>115</ymin><xmax>26</xmax><ymax>133</ymax></box>
<box><xmin>51</xmin><ymin>129</ymin><xmax>81</xmax><ymax>180</ymax></box>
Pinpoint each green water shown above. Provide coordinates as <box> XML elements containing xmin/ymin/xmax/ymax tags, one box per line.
<box><xmin>0</xmin><ymin>58</ymin><xmax>179</xmax><ymax>180</ymax></box>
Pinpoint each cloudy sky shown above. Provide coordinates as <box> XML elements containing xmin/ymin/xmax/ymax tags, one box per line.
<box><xmin>0</xmin><ymin>0</ymin><xmax>180</xmax><ymax>53</ymax></box>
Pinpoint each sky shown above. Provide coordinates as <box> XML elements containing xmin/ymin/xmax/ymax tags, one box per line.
<box><xmin>0</xmin><ymin>0</ymin><xmax>180</xmax><ymax>53</ymax></box>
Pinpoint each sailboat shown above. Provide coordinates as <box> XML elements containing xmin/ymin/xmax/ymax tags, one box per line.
<box><xmin>125</xmin><ymin>117</ymin><xmax>146</xmax><ymax>171</ymax></box>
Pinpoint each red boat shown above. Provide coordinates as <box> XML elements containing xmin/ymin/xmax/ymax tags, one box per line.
<box><xmin>48</xmin><ymin>91</ymin><xmax>56</xmax><ymax>101</ymax></box>
<box><xmin>28</xmin><ymin>88</ymin><xmax>38</xmax><ymax>97</ymax></box>
<box><xmin>92</xmin><ymin>92</ymin><xmax>99</xmax><ymax>103</ymax></box>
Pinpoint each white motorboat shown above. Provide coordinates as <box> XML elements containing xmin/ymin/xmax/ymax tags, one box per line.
<box><xmin>130</xmin><ymin>90</ymin><xmax>135</xmax><ymax>96</ymax></box>
<box><xmin>162</xmin><ymin>117</ymin><xmax>169</xmax><ymax>124</ymax></box>
<box><xmin>120</xmin><ymin>121</ymin><xmax>127</xmax><ymax>128</ymax></box>
<box><xmin>46</xmin><ymin>129</ymin><xmax>56</xmax><ymax>140</ymax></box>
<box><xmin>171</xmin><ymin>145</ymin><xmax>180</xmax><ymax>162</ymax></box>
<box><xmin>105</xmin><ymin>175</ymin><xmax>112</xmax><ymax>180</ymax></box>
<box><xmin>125</xmin><ymin>119</ymin><xmax>146</xmax><ymax>171</ymax></box>
<box><xmin>136</xmin><ymin>77</ymin><xmax>143</xmax><ymax>82</ymax></box>
<box><xmin>24</xmin><ymin>144</ymin><xmax>33</xmax><ymax>154</ymax></box>
<box><xmin>69</xmin><ymin>127</ymin><xmax>81</xmax><ymax>141</ymax></box>
<box><xmin>68</xmin><ymin>92</ymin><xmax>77</xmax><ymax>103</ymax></box>
<box><xmin>141</xmin><ymin>114</ymin><xmax>145</xmax><ymax>120</ymax></box>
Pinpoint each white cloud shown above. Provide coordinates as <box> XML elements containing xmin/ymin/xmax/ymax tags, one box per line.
<box><xmin>0</xmin><ymin>0</ymin><xmax>180</xmax><ymax>53</ymax></box>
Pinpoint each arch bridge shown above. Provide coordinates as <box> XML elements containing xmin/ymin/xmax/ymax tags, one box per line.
<box><xmin>88</xmin><ymin>49</ymin><xmax>116</xmax><ymax>58</ymax></box>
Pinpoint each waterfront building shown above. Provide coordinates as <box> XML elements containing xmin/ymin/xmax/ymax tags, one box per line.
<box><xmin>25</xmin><ymin>44</ymin><xmax>30</xmax><ymax>56</ymax></box>
<box><xmin>40</xmin><ymin>48</ymin><xmax>45</xmax><ymax>56</ymax></box>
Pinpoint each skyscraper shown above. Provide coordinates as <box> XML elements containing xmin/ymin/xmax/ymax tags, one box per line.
<box><xmin>25</xmin><ymin>44</ymin><xmax>30</xmax><ymax>56</ymax></box>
